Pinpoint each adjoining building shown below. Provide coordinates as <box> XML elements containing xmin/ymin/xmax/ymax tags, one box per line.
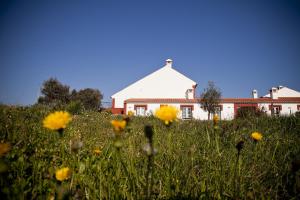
<box><xmin>111</xmin><ymin>59</ymin><xmax>300</xmax><ymax>119</ymax></box>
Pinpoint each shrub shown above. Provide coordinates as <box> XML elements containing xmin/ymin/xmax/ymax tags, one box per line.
<box><xmin>236</xmin><ymin>107</ymin><xmax>266</xmax><ymax>119</ymax></box>
<box><xmin>66</xmin><ymin>101</ymin><xmax>83</xmax><ymax>115</ymax></box>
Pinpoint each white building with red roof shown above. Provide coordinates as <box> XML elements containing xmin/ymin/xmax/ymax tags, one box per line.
<box><xmin>111</xmin><ymin>59</ymin><xmax>300</xmax><ymax>119</ymax></box>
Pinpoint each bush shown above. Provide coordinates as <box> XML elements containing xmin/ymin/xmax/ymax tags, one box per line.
<box><xmin>66</xmin><ymin>101</ymin><xmax>83</xmax><ymax>115</ymax></box>
<box><xmin>236</xmin><ymin>107</ymin><xmax>266</xmax><ymax>119</ymax></box>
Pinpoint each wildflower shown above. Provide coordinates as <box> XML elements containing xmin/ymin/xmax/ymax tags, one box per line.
<box><xmin>43</xmin><ymin>111</ymin><xmax>71</xmax><ymax>131</ymax></box>
<box><xmin>155</xmin><ymin>105</ymin><xmax>178</xmax><ymax>125</ymax></box>
<box><xmin>111</xmin><ymin>120</ymin><xmax>126</xmax><ymax>133</ymax></box>
<box><xmin>142</xmin><ymin>143</ymin><xmax>158</xmax><ymax>156</ymax></box>
<box><xmin>0</xmin><ymin>143</ymin><xmax>11</xmax><ymax>157</ymax></box>
<box><xmin>94</xmin><ymin>148</ymin><xmax>101</xmax><ymax>155</ymax></box>
<box><xmin>251</xmin><ymin>132</ymin><xmax>262</xmax><ymax>142</ymax></box>
<box><xmin>213</xmin><ymin>114</ymin><xmax>219</xmax><ymax>126</ymax></box>
<box><xmin>55</xmin><ymin>167</ymin><xmax>71</xmax><ymax>181</ymax></box>
<box><xmin>235</xmin><ymin>140</ymin><xmax>244</xmax><ymax>152</ymax></box>
<box><xmin>127</xmin><ymin>110</ymin><xmax>134</xmax><ymax>117</ymax></box>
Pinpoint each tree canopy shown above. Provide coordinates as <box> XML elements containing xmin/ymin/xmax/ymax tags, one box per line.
<box><xmin>38</xmin><ymin>78</ymin><xmax>70</xmax><ymax>105</ymax></box>
<box><xmin>71</xmin><ymin>88</ymin><xmax>103</xmax><ymax>110</ymax></box>
<box><xmin>200</xmin><ymin>81</ymin><xmax>222</xmax><ymax>120</ymax></box>
<box><xmin>37</xmin><ymin>78</ymin><xmax>103</xmax><ymax>111</ymax></box>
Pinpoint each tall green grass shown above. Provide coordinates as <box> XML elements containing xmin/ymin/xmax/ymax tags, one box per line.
<box><xmin>0</xmin><ymin>104</ymin><xmax>299</xmax><ymax>199</ymax></box>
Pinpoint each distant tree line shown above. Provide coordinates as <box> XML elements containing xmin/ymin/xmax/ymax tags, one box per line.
<box><xmin>37</xmin><ymin>78</ymin><xmax>103</xmax><ymax>113</ymax></box>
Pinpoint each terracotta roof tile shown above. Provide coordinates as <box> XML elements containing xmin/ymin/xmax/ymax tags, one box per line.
<box><xmin>125</xmin><ymin>97</ymin><xmax>300</xmax><ymax>104</ymax></box>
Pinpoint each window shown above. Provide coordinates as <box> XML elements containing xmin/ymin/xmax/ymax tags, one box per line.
<box><xmin>269</xmin><ymin>105</ymin><xmax>282</xmax><ymax>115</ymax></box>
<box><xmin>180</xmin><ymin>105</ymin><xmax>193</xmax><ymax>119</ymax></box>
<box><xmin>210</xmin><ymin>105</ymin><xmax>223</xmax><ymax>119</ymax></box>
<box><xmin>134</xmin><ymin>105</ymin><xmax>147</xmax><ymax>116</ymax></box>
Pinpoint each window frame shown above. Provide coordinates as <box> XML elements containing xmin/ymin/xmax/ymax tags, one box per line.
<box><xmin>134</xmin><ymin>105</ymin><xmax>147</xmax><ymax>116</ymax></box>
<box><xmin>269</xmin><ymin>105</ymin><xmax>282</xmax><ymax>115</ymax></box>
<box><xmin>180</xmin><ymin>105</ymin><xmax>194</xmax><ymax>119</ymax></box>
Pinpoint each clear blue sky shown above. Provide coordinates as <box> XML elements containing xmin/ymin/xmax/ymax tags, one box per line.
<box><xmin>1</xmin><ymin>0</ymin><xmax>300</xmax><ymax>106</ymax></box>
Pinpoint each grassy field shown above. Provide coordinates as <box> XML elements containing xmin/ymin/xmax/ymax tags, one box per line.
<box><xmin>0</xmin><ymin>104</ymin><xmax>300</xmax><ymax>199</ymax></box>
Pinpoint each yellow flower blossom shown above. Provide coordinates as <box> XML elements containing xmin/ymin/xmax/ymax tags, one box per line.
<box><xmin>155</xmin><ymin>105</ymin><xmax>179</xmax><ymax>125</ymax></box>
<box><xmin>213</xmin><ymin>114</ymin><xmax>219</xmax><ymax>125</ymax></box>
<box><xmin>111</xmin><ymin>120</ymin><xmax>126</xmax><ymax>133</ymax></box>
<box><xmin>43</xmin><ymin>111</ymin><xmax>72</xmax><ymax>131</ymax></box>
<box><xmin>251</xmin><ymin>132</ymin><xmax>262</xmax><ymax>142</ymax></box>
<box><xmin>0</xmin><ymin>143</ymin><xmax>11</xmax><ymax>157</ymax></box>
<box><xmin>94</xmin><ymin>148</ymin><xmax>101</xmax><ymax>155</ymax></box>
<box><xmin>55</xmin><ymin>167</ymin><xmax>71</xmax><ymax>181</ymax></box>
<box><xmin>127</xmin><ymin>111</ymin><xmax>134</xmax><ymax>117</ymax></box>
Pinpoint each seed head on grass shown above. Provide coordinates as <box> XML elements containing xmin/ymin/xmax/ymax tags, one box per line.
<box><xmin>144</xmin><ymin>125</ymin><xmax>154</xmax><ymax>141</ymax></box>
<box><xmin>251</xmin><ymin>132</ymin><xmax>262</xmax><ymax>142</ymax></box>
<box><xmin>155</xmin><ymin>105</ymin><xmax>178</xmax><ymax>126</ymax></box>
<box><xmin>70</xmin><ymin>139</ymin><xmax>83</xmax><ymax>153</ymax></box>
<box><xmin>236</xmin><ymin>140</ymin><xmax>244</xmax><ymax>153</ymax></box>
<box><xmin>55</xmin><ymin>167</ymin><xmax>71</xmax><ymax>182</ymax></box>
<box><xmin>43</xmin><ymin>111</ymin><xmax>71</xmax><ymax>134</ymax></box>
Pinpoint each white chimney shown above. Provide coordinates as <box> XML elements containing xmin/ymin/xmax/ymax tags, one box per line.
<box><xmin>165</xmin><ymin>59</ymin><xmax>173</xmax><ymax>68</ymax></box>
<box><xmin>270</xmin><ymin>87</ymin><xmax>278</xmax><ymax>99</ymax></box>
<box><xmin>252</xmin><ymin>89</ymin><xmax>258</xmax><ymax>99</ymax></box>
<box><xmin>278</xmin><ymin>85</ymin><xmax>284</xmax><ymax>89</ymax></box>
<box><xmin>185</xmin><ymin>89</ymin><xmax>193</xmax><ymax>99</ymax></box>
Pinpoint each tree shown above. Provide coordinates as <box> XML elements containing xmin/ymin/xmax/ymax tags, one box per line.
<box><xmin>71</xmin><ymin>88</ymin><xmax>103</xmax><ymax>110</ymax></box>
<box><xmin>38</xmin><ymin>78</ymin><xmax>71</xmax><ymax>106</ymax></box>
<box><xmin>200</xmin><ymin>81</ymin><xmax>222</xmax><ymax>120</ymax></box>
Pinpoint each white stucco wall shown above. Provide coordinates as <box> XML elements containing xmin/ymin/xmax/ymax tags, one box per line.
<box><xmin>126</xmin><ymin>102</ymin><xmax>237</xmax><ymax>120</ymax></box>
<box><xmin>258</xmin><ymin>103</ymin><xmax>271</xmax><ymax>115</ymax></box>
<box><xmin>258</xmin><ymin>103</ymin><xmax>299</xmax><ymax>115</ymax></box>
<box><xmin>221</xmin><ymin>103</ymin><xmax>235</xmax><ymax>120</ymax></box>
<box><xmin>127</xmin><ymin>102</ymin><xmax>300</xmax><ymax>120</ymax></box>
<box><xmin>112</xmin><ymin>64</ymin><xmax>196</xmax><ymax>108</ymax></box>
<box><xmin>264</xmin><ymin>87</ymin><xmax>300</xmax><ymax>98</ymax></box>
<box><xmin>281</xmin><ymin>103</ymin><xmax>298</xmax><ymax>115</ymax></box>
<box><xmin>127</xmin><ymin>103</ymin><xmax>180</xmax><ymax>117</ymax></box>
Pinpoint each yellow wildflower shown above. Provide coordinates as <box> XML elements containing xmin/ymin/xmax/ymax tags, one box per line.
<box><xmin>127</xmin><ymin>110</ymin><xmax>134</xmax><ymax>117</ymax></box>
<box><xmin>55</xmin><ymin>167</ymin><xmax>71</xmax><ymax>181</ymax></box>
<box><xmin>251</xmin><ymin>132</ymin><xmax>262</xmax><ymax>142</ymax></box>
<box><xmin>0</xmin><ymin>143</ymin><xmax>11</xmax><ymax>157</ymax></box>
<box><xmin>213</xmin><ymin>114</ymin><xmax>219</xmax><ymax>125</ymax></box>
<box><xmin>111</xmin><ymin>120</ymin><xmax>126</xmax><ymax>133</ymax></box>
<box><xmin>155</xmin><ymin>105</ymin><xmax>179</xmax><ymax>125</ymax></box>
<box><xmin>43</xmin><ymin>111</ymin><xmax>71</xmax><ymax>131</ymax></box>
<box><xmin>94</xmin><ymin>148</ymin><xmax>101</xmax><ymax>155</ymax></box>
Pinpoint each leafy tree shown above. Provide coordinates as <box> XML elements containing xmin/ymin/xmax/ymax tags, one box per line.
<box><xmin>71</xmin><ymin>88</ymin><xmax>103</xmax><ymax>111</ymax></box>
<box><xmin>200</xmin><ymin>81</ymin><xmax>222</xmax><ymax>120</ymax></box>
<box><xmin>38</xmin><ymin>78</ymin><xmax>70</xmax><ymax>106</ymax></box>
<box><xmin>38</xmin><ymin>78</ymin><xmax>103</xmax><ymax>111</ymax></box>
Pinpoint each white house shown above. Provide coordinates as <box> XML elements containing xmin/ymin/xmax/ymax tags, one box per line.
<box><xmin>111</xmin><ymin>59</ymin><xmax>300</xmax><ymax>119</ymax></box>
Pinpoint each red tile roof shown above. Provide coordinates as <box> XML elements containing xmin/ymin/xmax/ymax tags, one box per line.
<box><xmin>125</xmin><ymin>97</ymin><xmax>300</xmax><ymax>104</ymax></box>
